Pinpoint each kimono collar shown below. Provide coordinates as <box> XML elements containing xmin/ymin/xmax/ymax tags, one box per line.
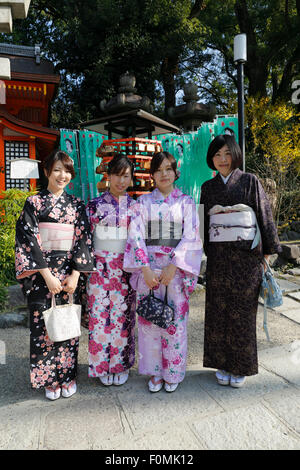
<box><xmin>44</xmin><ymin>189</ymin><xmax>66</xmax><ymax>203</ymax></box>
<box><xmin>216</xmin><ymin>168</ymin><xmax>243</xmax><ymax>187</ymax></box>
<box><xmin>152</xmin><ymin>187</ymin><xmax>183</xmax><ymax>203</ymax></box>
<box><xmin>102</xmin><ymin>190</ymin><xmax>132</xmax><ymax>206</ymax></box>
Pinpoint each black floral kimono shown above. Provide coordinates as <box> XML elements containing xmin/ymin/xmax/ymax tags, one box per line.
<box><xmin>15</xmin><ymin>190</ymin><xmax>95</xmax><ymax>390</ymax></box>
<box><xmin>200</xmin><ymin>169</ymin><xmax>281</xmax><ymax>376</ymax></box>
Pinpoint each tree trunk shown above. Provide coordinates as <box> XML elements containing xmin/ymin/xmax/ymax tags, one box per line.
<box><xmin>235</xmin><ymin>0</ymin><xmax>269</xmax><ymax>98</ymax></box>
<box><xmin>161</xmin><ymin>56</ymin><xmax>178</xmax><ymax>117</ymax></box>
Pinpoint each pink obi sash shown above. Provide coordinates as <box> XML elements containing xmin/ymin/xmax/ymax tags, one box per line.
<box><xmin>38</xmin><ymin>222</ymin><xmax>75</xmax><ymax>252</ymax></box>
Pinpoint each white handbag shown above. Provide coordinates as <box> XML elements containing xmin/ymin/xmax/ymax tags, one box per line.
<box><xmin>43</xmin><ymin>294</ymin><xmax>82</xmax><ymax>342</ymax></box>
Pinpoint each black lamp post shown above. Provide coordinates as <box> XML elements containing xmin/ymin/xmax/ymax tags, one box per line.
<box><xmin>234</xmin><ymin>33</ymin><xmax>247</xmax><ymax>172</ymax></box>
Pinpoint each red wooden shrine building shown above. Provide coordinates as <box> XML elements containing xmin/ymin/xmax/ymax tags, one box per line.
<box><xmin>0</xmin><ymin>43</ymin><xmax>60</xmax><ymax>193</ymax></box>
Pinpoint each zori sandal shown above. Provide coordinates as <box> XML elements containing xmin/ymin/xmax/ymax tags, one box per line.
<box><xmin>113</xmin><ymin>370</ymin><xmax>129</xmax><ymax>386</ymax></box>
<box><xmin>164</xmin><ymin>382</ymin><xmax>179</xmax><ymax>393</ymax></box>
<box><xmin>148</xmin><ymin>376</ymin><xmax>163</xmax><ymax>393</ymax></box>
<box><xmin>99</xmin><ymin>374</ymin><xmax>114</xmax><ymax>386</ymax></box>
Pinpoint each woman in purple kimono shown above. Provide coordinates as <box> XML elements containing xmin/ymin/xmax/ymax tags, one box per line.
<box><xmin>86</xmin><ymin>154</ymin><xmax>136</xmax><ymax>387</ymax></box>
<box><xmin>15</xmin><ymin>150</ymin><xmax>95</xmax><ymax>400</ymax></box>
<box><xmin>124</xmin><ymin>152</ymin><xmax>202</xmax><ymax>393</ymax></box>
<box><xmin>200</xmin><ymin>135</ymin><xmax>282</xmax><ymax>388</ymax></box>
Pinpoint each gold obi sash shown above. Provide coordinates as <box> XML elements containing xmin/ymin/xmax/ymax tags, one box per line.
<box><xmin>39</xmin><ymin>223</ymin><xmax>75</xmax><ymax>252</ymax></box>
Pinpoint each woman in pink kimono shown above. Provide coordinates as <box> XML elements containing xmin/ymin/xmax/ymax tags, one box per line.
<box><xmin>86</xmin><ymin>154</ymin><xmax>136</xmax><ymax>387</ymax></box>
<box><xmin>124</xmin><ymin>152</ymin><xmax>202</xmax><ymax>393</ymax></box>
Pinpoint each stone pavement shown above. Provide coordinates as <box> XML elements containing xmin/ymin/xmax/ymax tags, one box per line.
<box><xmin>0</xmin><ymin>286</ymin><xmax>300</xmax><ymax>451</ymax></box>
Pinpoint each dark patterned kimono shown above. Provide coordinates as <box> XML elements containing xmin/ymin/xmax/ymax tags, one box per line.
<box><xmin>15</xmin><ymin>190</ymin><xmax>95</xmax><ymax>390</ymax></box>
<box><xmin>200</xmin><ymin>169</ymin><xmax>281</xmax><ymax>376</ymax></box>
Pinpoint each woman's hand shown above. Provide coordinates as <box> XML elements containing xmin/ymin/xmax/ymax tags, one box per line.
<box><xmin>62</xmin><ymin>270</ymin><xmax>80</xmax><ymax>294</ymax></box>
<box><xmin>142</xmin><ymin>266</ymin><xmax>160</xmax><ymax>289</ymax></box>
<box><xmin>39</xmin><ymin>268</ymin><xmax>62</xmax><ymax>295</ymax></box>
<box><xmin>159</xmin><ymin>264</ymin><xmax>177</xmax><ymax>286</ymax></box>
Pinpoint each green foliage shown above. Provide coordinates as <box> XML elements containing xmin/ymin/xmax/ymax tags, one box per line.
<box><xmin>0</xmin><ymin>284</ymin><xmax>8</xmax><ymax>313</ymax></box>
<box><xmin>246</xmin><ymin>97</ymin><xmax>300</xmax><ymax>224</ymax></box>
<box><xmin>0</xmin><ymin>187</ymin><xmax>37</xmax><ymax>286</ymax></box>
<box><xmin>1</xmin><ymin>0</ymin><xmax>299</xmax><ymax>123</ymax></box>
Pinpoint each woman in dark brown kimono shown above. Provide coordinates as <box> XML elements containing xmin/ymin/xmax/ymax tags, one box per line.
<box><xmin>200</xmin><ymin>135</ymin><xmax>281</xmax><ymax>388</ymax></box>
<box><xmin>15</xmin><ymin>151</ymin><xmax>95</xmax><ymax>400</ymax></box>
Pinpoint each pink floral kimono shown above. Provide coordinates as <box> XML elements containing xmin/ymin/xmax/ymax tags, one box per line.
<box><xmin>123</xmin><ymin>187</ymin><xmax>202</xmax><ymax>384</ymax></box>
<box><xmin>86</xmin><ymin>191</ymin><xmax>136</xmax><ymax>377</ymax></box>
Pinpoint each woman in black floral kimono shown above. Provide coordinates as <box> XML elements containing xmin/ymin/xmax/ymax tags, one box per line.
<box><xmin>200</xmin><ymin>135</ymin><xmax>281</xmax><ymax>388</ymax></box>
<box><xmin>15</xmin><ymin>150</ymin><xmax>95</xmax><ymax>400</ymax></box>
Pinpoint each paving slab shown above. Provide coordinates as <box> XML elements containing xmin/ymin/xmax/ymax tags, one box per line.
<box><xmin>0</xmin><ymin>401</ymin><xmax>41</xmax><ymax>450</ymax></box>
<box><xmin>259</xmin><ymin>342</ymin><xmax>300</xmax><ymax>387</ymax></box>
<box><xmin>42</xmin><ymin>394</ymin><xmax>126</xmax><ymax>450</ymax></box>
<box><xmin>191</xmin><ymin>403</ymin><xmax>300</xmax><ymax>450</ymax></box>
<box><xmin>196</xmin><ymin>367</ymin><xmax>289</xmax><ymax>411</ymax></box>
<box><xmin>98</xmin><ymin>423</ymin><xmax>205</xmax><ymax>451</ymax></box>
<box><xmin>115</xmin><ymin>373</ymin><xmax>223</xmax><ymax>434</ymax></box>
<box><xmin>275</xmin><ymin>277</ymin><xmax>300</xmax><ymax>292</ymax></box>
<box><xmin>272</xmin><ymin>297</ymin><xmax>300</xmax><ymax>324</ymax></box>
<box><xmin>263</xmin><ymin>388</ymin><xmax>300</xmax><ymax>435</ymax></box>
<box><xmin>274</xmin><ymin>296</ymin><xmax>300</xmax><ymax>311</ymax></box>
<box><xmin>288</xmin><ymin>292</ymin><xmax>300</xmax><ymax>301</ymax></box>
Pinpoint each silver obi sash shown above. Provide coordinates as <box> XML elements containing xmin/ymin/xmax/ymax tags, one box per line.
<box><xmin>38</xmin><ymin>222</ymin><xmax>75</xmax><ymax>251</ymax></box>
<box><xmin>209</xmin><ymin>204</ymin><xmax>260</xmax><ymax>249</ymax></box>
<box><xmin>93</xmin><ymin>225</ymin><xmax>128</xmax><ymax>254</ymax></box>
<box><xmin>146</xmin><ymin>220</ymin><xmax>182</xmax><ymax>247</ymax></box>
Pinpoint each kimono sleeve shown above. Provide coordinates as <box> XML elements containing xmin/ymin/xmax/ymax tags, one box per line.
<box><xmin>70</xmin><ymin>200</ymin><xmax>95</xmax><ymax>273</ymax></box>
<box><xmin>252</xmin><ymin>176</ymin><xmax>282</xmax><ymax>255</ymax></box>
<box><xmin>86</xmin><ymin>199</ymin><xmax>98</xmax><ymax>236</ymax></box>
<box><xmin>200</xmin><ymin>183</ymin><xmax>209</xmax><ymax>254</ymax></box>
<box><xmin>170</xmin><ymin>196</ymin><xmax>202</xmax><ymax>276</ymax></box>
<box><xmin>15</xmin><ymin>197</ymin><xmax>48</xmax><ymax>280</ymax></box>
<box><xmin>123</xmin><ymin>200</ymin><xmax>150</xmax><ymax>272</ymax></box>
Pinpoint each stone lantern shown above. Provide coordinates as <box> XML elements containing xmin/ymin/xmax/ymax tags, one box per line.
<box><xmin>168</xmin><ymin>81</ymin><xmax>216</xmax><ymax>132</ymax></box>
<box><xmin>100</xmin><ymin>72</ymin><xmax>153</xmax><ymax>114</ymax></box>
<box><xmin>0</xmin><ymin>1</ymin><xmax>31</xmax><ymax>79</ymax></box>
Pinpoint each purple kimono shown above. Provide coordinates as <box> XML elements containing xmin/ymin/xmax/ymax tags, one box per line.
<box><xmin>123</xmin><ymin>187</ymin><xmax>202</xmax><ymax>384</ymax></box>
<box><xmin>86</xmin><ymin>191</ymin><xmax>136</xmax><ymax>377</ymax></box>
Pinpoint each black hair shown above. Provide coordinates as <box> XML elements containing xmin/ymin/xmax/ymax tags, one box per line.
<box><xmin>43</xmin><ymin>150</ymin><xmax>75</xmax><ymax>179</ymax></box>
<box><xmin>150</xmin><ymin>151</ymin><xmax>179</xmax><ymax>181</ymax></box>
<box><xmin>107</xmin><ymin>153</ymin><xmax>134</xmax><ymax>179</ymax></box>
<box><xmin>206</xmin><ymin>135</ymin><xmax>242</xmax><ymax>171</ymax></box>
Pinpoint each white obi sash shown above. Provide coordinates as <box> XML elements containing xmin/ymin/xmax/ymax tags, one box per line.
<box><xmin>39</xmin><ymin>222</ymin><xmax>75</xmax><ymax>251</ymax></box>
<box><xmin>93</xmin><ymin>225</ymin><xmax>128</xmax><ymax>254</ymax></box>
<box><xmin>209</xmin><ymin>204</ymin><xmax>260</xmax><ymax>249</ymax></box>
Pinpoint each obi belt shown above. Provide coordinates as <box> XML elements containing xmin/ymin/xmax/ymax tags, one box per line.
<box><xmin>93</xmin><ymin>225</ymin><xmax>128</xmax><ymax>254</ymax></box>
<box><xmin>145</xmin><ymin>220</ymin><xmax>182</xmax><ymax>248</ymax></box>
<box><xmin>39</xmin><ymin>223</ymin><xmax>75</xmax><ymax>252</ymax></box>
<box><xmin>209</xmin><ymin>204</ymin><xmax>260</xmax><ymax>249</ymax></box>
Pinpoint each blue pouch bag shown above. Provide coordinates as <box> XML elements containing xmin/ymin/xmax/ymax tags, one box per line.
<box><xmin>259</xmin><ymin>259</ymin><xmax>283</xmax><ymax>341</ymax></box>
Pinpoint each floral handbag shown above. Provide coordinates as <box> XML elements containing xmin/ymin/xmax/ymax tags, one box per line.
<box><xmin>259</xmin><ymin>258</ymin><xmax>283</xmax><ymax>341</ymax></box>
<box><xmin>137</xmin><ymin>286</ymin><xmax>174</xmax><ymax>329</ymax></box>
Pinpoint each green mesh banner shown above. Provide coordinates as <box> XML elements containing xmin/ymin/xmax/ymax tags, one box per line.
<box><xmin>60</xmin><ymin>115</ymin><xmax>238</xmax><ymax>203</ymax></box>
<box><xmin>60</xmin><ymin>130</ymin><xmax>82</xmax><ymax>198</ymax></box>
<box><xmin>154</xmin><ymin>115</ymin><xmax>238</xmax><ymax>203</ymax></box>
<box><xmin>60</xmin><ymin>129</ymin><xmax>108</xmax><ymax>201</ymax></box>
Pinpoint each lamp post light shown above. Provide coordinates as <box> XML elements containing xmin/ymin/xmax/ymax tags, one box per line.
<box><xmin>234</xmin><ymin>33</ymin><xmax>247</xmax><ymax>172</ymax></box>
